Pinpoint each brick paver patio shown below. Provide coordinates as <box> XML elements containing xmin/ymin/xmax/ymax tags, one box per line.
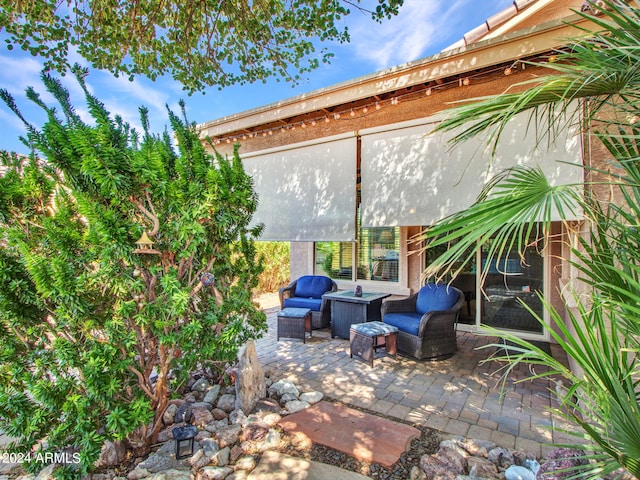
<box><xmin>255</xmin><ymin>305</ymin><xmax>578</xmax><ymax>458</ymax></box>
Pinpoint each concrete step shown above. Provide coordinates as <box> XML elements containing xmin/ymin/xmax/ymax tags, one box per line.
<box><xmin>248</xmin><ymin>451</ymin><xmax>371</xmax><ymax>480</ymax></box>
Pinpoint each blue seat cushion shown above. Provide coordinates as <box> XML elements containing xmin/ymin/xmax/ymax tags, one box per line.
<box><xmin>383</xmin><ymin>312</ymin><xmax>423</xmax><ymax>336</ymax></box>
<box><xmin>294</xmin><ymin>275</ymin><xmax>333</xmax><ymax>299</ymax></box>
<box><xmin>283</xmin><ymin>297</ymin><xmax>322</xmax><ymax>311</ymax></box>
<box><xmin>416</xmin><ymin>284</ymin><xmax>458</xmax><ymax>315</ymax></box>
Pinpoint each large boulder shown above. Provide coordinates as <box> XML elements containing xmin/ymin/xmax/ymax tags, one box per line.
<box><xmin>234</xmin><ymin>341</ymin><xmax>266</xmax><ymax>414</ymax></box>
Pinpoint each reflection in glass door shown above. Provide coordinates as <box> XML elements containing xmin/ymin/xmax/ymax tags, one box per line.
<box><xmin>426</xmin><ymin>244</ymin><xmax>477</xmax><ymax>326</ymax></box>
<box><xmin>480</xmin><ymin>242</ymin><xmax>544</xmax><ymax>335</ymax></box>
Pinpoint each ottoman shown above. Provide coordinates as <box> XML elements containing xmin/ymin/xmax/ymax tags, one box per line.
<box><xmin>350</xmin><ymin>321</ymin><xmax>399</xmax><ymax>367</ymax></box>
<box><xmin>277</xmin><ymin>307</ymin><xmax>312</xmax><ymax>343</ymax></box>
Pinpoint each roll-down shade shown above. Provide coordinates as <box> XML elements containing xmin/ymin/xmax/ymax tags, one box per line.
<box><xmin>242</xmin><ymin>134</ymin><xmax>357</xmax><ymax>241</ymax></box>
<box><xmin>360</xmin><ymin>113</ymin><xmax>583</xmax><ymax>227</ymax></box>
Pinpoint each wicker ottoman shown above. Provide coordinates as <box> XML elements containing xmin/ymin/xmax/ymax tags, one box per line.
<box><xmin>350</xmin><ymin>321</ymin><xmax>398</xmax><ymax>367</ymax></box>
<box><xmin>277</xmin><ymin>307</ymin><xmax>312</xmax><ymax>343</ymax></box>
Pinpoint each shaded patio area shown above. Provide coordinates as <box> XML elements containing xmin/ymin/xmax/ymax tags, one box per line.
<box><xmin>254</xmin><ymin>302</ymin><xmax>578</xmax><ymax>459</ymax></box>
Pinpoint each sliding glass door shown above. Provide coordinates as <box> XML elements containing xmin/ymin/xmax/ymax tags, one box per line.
<box><xmin>480</xmin><ymin>240</ymin><xmax>545</xmax><ymax>336</ymax></box>
<box><xmin>426</xmin><ymin>236</ymin><xmax>546</xmax><ymax>338</ymax></box>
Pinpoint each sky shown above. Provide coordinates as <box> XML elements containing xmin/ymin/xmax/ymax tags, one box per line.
<box><xmin>0</xmin><ymin>0</ymin><xmax>515</xmax><ymax>155</ymax></box>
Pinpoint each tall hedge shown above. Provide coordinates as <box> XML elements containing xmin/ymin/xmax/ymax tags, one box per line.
<box><xmin>0</xmin><ymin>67</ymin><xmax>266</xmax><ymax>477</ymax></box>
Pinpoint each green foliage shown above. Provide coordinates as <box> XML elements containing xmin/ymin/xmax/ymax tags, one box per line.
<box><xmin>424</xmin><ymin>1</ymin><xmax>640</xmax><ymax>477</ymax></box>
<box><xmin>0</xmin><ymin>68</ymin><xmax>266</xmax><ymax>476</ymax></box>
<box><xmin>0</xmin><ymin>0</ymin><xmax>403</xmax><ymax>93</ymax></box>
<box><xmin>254</xmin><ymin>242</ymin><xmax>290</xmax><ymax>293</ymax></box>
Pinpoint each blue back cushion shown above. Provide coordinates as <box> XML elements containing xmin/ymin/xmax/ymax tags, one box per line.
<box><xmin>295</xmin><ymin>275</ymin><xmax>333</xmax><ymax>299</ymax></box>
<box><xmin>415</xmin><ymin>284</ymin><xmax>458</xmax><ymax>315</ymax></box>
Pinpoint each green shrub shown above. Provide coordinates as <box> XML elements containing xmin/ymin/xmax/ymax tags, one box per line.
<box><xmin>0</xmin><ymin>68</ymin><xmax>266</xmax><ymax>477</ymax></box>
<box><xmin>255</xmin><ymin>242</ymin><xmax>290</xmax><ymax>293</ymax></box>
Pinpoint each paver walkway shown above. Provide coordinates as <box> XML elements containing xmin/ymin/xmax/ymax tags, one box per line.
<box><xmin>254</xmin><ymin>302</ymin><xmax>577</xmax><ymax>459</ymax></box>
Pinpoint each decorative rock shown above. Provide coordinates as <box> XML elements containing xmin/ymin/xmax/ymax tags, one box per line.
<box><xmin>195</xmin><ymin>430</ymin><xmax>212</xmax><ymax>442</ymax></box>
<box><xmin>136</xmin><ymin>443</ymin><xmax>185</xmax><ymax>473</ymax></box>
<box><xmin>505</xmin><ymin>465</ymin><xmax>536</xmax><ymax>480</ymax></box>
<box><xmin>299</xmin><ymin>391</ymin><xmax>323</xmax><ymax>404</ymax></box>
<box><xmin>235</xmin><ymin>341</ymin><xmax>267</xmax><ymax>414</ymax></box>
<box><xmin>462</xmin><ymin>438</ymin><xmax>496</xmax><ymax>457</ymax></box>
<box><xmin>198</xmin><ymin>466</ymin><xmax>233</xmax><ymax>480</ymax></box>
<box><xmin>229</xmin><ymin>445</ymin><xmax>244</xmax><ymax>463</ymax></box>
<box><xmin>233</xmin><ymin>455</ymin><xmax>256</xmax><ymax>471</ymax></box>
<box><xmin>467</xmin><ymin>456</ymin><xmax>500</xmax><ymax>479</ymax></box>
<box><xmin>205</xmin><ymin>419</ymin><xmax>229</xmax><ymax>433</ymax></box>
<box><xmin>192</xmin><ymin>378</ymin><xmax>211</xmax><ymax>393</ymax></box>
<box><xmin>227</xmin><ymin>471</ymin><xmax>248</xmax><ymax>480</ymax></box>
<box><xmin>410</xmin><ymin>465</ymin><xmax>427</xmax><ymax>480</ymax></box>
<box><xmin>95</xmin><ymin>440</ymin><xmax>127</xmax><ymax>468</ymax></box>
<box><xmin>439</xmin><ymin>439</ymin><xmax>470</xmax><ymax>459</ymax></box>
<box><xmin>157</xmin><ymin>425</ymin><xmax>180</xmax><ymax>444</ymax></box>
<box><xmin>127</xmin><ymin>467</ymin><xmax>150</xmax><ymax>480</ymax></box>
<box><xmin>191</xmin><ymin>401</ymin><xmax>213</xmax><ymax>411</ymax></box>
<box><xmin>191</xmin><ymin>405</ymin><xmax>214</xmax><ymax>427</ymax></box>
<box><xmin>203</xmin><ymin>385</ymin><xmax>221</xmax><ymax>406</ymax></box>
<box><xmin>279</xmin><ymin>393</ymin><xmax>298</xmax><ymax>405</ymax></box>
<box><xmin>214</xmin><ymin>425</ymin><xmax>242</xmax><ymax>448</ymax></box>
<box><xmin>243</xmin><ymin>414</ymin><xmax>262</xmax><ymax>425</ymax></box>
<box><xmin>217</xmin><ymin>394</ymin><xmax>236</xmax><ymax>413</ymax></box>
<box><xmin>267</xmin><ymin>380</ymin><xmax>299</xmax><ymax>399</ymax></box>
<box><xmin>252</xmin><ymin>398</ymin><xmax>280</xmax><ymax>413</ymax></box>
<box><xmin>229</xmin><ymin>409</ymin><xmax>247</xmax><ymax>426</ymax></box>
<box><xmin>163</xmin><ymin>404</ymin><xmax>178</xmax><ymax>426</ymax></box>
<box><xmin>284</xmin><ymin>400</ymin><xmax>310</xmax><ymax>413</ymax></box>
<box><xmin>184</xmin><ymin>393</ymin><xmax>198</xmax><ymax>403</ymax></box>
<box><xmin>146</xmin><ymin>470</ymin><xmax>190</xmax><ymax>480</ymax></box>
<box><xmin>188</xmin><ymin>449</ymin><xmax>211</xmax><ymax>470</ymax></box>
<box><xmin>242</xmin><ymin>423</ymin><xmax>269</xmax><ymax>442</ymax></box>
<box><xmin>419</xmin><ymin>454</ymin><xmax>457</xmax><ymax>480</ymax></box>
<box><xmin>522</xmin><ymin>458</ymin><xmax>540</xmax><ymax>475</ymax></box>
<box><xmin>174</xmin><ymin>404</ymin><xmax>192</xmax><ymax>424</ymax></box>
<box><xmin>34</xmin><ymin>464</ymin><xmax>57</xmax><ymax>480</ymax></box>
<box><xmin>212</xmin><ymin>447</ymin><xmax>230</xmax><ymax>467</ymax></box>
<box><xmin>260</xmin><ymin>412</ymin><xmax>282</xmax><ymax>427</ymax></box>
<box><xmin>202</xmin><ymin>438</ymin><xmax>220</xmax><ymax>459</ymax></box>
<box><xmin>537</xmin><ymin>448</ymin><xmax>588</xmax><ymax>480</ymax></box>
<box><xmin>247</xmin><ymin>429</ymin><xmax>281</xmax><ymax>453</ymax></box>
<box><xmin>488</xmin><ymin>447</ymin><xmax>515</xmax><ymax>469</ymax></box>
<box><xmin>211</xmin><ymin>408</ymin><xmax>228</xmax><ymax>421</ymax></box>
<box><xmin>437</xmin><ymin>447</ymin><xmax>467</xmax><ymax>475</ymax></box>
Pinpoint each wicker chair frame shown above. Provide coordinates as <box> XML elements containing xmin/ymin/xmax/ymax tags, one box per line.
<box><xmin>381</xmin><ymin>286</ymin><xmax>464</xmax><ymax>360</ymax></box>
<box><xmin>278</xmin><ymin>277</ymin><xmax>338</xmax><ymax>329</ymax></box>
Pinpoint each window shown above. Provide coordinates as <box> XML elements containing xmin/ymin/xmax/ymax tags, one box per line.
<box><xmin>315</xmin><ymin>226</ymin><xmax>400</xmax><ymax>283</ymax></box>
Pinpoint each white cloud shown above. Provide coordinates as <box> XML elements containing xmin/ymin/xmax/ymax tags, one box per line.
<box><xmin>345</xmin><ymin>0</ymin><xmax>512</xmax><ymax>70</ymax></box>
<box><xmin>0</xmin><ymin>54</ymin><xmax>44</xmax><ymax>96</ymax></box>
<box><xmin>346</xmin><ymin>0</ymin><xmax>443</xmax><ymax>69</ymax></box>
<box><xmin>0</xmin><ymin>107</ymin><xmax>27</xmax><ymax>134</ymax></box>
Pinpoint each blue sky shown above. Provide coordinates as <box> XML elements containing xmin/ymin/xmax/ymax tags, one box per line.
<box><xmin>0</xmin><ymin>0</ymin><xmax>514</xmax><ymax>155</ymax></box>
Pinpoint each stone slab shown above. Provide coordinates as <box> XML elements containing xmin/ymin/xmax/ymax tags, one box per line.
<box><xmin>247</xmin><ymin>451</ymin><xmax>371</xmax><ymax>480</ymax></box>
<box><xmin>278</xmin><ymin>401</ymin><xmax>420</xmax><ymax>468</ymax></box>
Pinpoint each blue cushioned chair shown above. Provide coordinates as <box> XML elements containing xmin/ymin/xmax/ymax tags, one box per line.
<box><xmin>382</xmin><ymin>283</ymin><xmax>463</xmax><ymax>360</ymax></box>
<box><xmin>279</xmin><ymin>275</ymin><xmax>337</xmax><ymax>329</ymax></box>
